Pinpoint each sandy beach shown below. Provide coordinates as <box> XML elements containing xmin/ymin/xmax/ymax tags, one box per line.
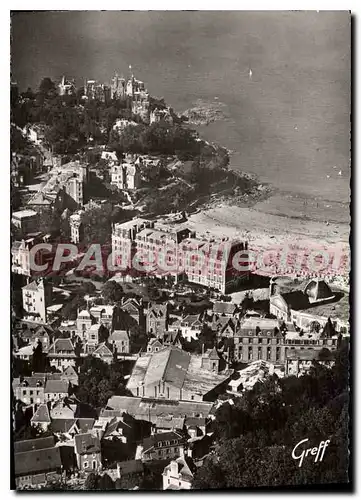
<box><xmin>187</xmin><ymin>197</ymin><xmax>350</xmax><ymax>279</ymax></box>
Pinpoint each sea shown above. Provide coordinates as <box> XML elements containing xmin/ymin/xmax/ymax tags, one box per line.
<box><xmin>11</xmin><ymin>11</ymin><xmax>351</xmax><ymax>222</ymax></box>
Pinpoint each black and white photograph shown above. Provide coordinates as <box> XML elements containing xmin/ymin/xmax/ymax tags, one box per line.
<box><xmin>10</xmin><ymin>10</ymin><xmax>351</xmax><ymax>491</ymax></box>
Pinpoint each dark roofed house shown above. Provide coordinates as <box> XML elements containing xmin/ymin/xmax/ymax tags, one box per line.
<box><xmin>30</xmin><ymin>403</ymin><xmax>51</xmax><ymax>431</ymax></box>
<box><xmin>44</xmin><ymin>379</ymin><xmax>69</xmax><ymax>402</ymax></box>
<box><xmin>47</xmin><ymin>338</ymin><xmax>76</xmax><ymax>372</ymax></box>
<box><xmin>213</xmin><ymin>301</ymin><xmax>238</xmax><ymax>317</ymax></box>
<box><xmin>162</xmin><ymin>456</ymin><xmax>195</xmax><ymax>490</ymax></box>
<box><xmin>14</xmin><ymin>436</ymin><xmax>55</xmax><ymax>454</ymax></box>
<box><xmin>50</xmin><ymin>418</ymin><xmax>78</xmax><ymax>438</ymax></box>
<box><xmin>146</xmin><ymin>303</ymin><xmax>168</xmax><ymax>335</ymax></box>
<box><xmin>14</xmin><ymin>445</ymin><xmax>63</xmax><ymax>489</ymax></box>
<box><xmin>141</xmin><ymin>431</ymin><xmax>185</xmax><ymax>462</ymax></box>
<box><xmin>74</xmin><ymin>433</ymin><xmax>102</xmax><ymax>473</ymax></box>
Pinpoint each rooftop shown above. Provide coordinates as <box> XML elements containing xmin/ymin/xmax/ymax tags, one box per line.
<box><xmin>74</xmin><ymin>433</ymin><xmax>101</xmax><ymax>455</ymax></box>
<box><xmin>12</xmin><ymin>209</ymin><xmax>38</xmax><ymax>219</ymax></box>
<box><xmin>31</xmin><ymin>403</ymin><xmax>51</xmax><ymax>423</ymax></box>
<box><xmin>14</xmin><ymin>436</ymin><xmax>55</xmax><ymax>454</ymax></box>
<box><xmin>15</xmin><ymin>446</ymin><xmax>62</xmax><ymax>477</ymax></box>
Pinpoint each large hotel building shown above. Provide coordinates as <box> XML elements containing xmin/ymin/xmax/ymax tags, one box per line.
<box><xmin>111</xmin><ymin>218</ymin><xmax>249</xmax><ymax>293</ymax></box>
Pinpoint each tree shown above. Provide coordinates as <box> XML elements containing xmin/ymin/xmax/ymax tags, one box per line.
<box><xmin>84</xmin><ymin>472</ymin><xmax>99</xmax><ymax>490</ymax></box>
<box><xmin>322</xmin><ymin>317</ymin><xmax>336</xmax><ymax>338</ymax></box>
<box><xmin>32</xmin><ymin>340</ymin><xmax>46</xmax><ymax>373</ymax></box>
<box><xmin>97</xmin><ymin>474</ymin><xmax>115</xmax><ymax>490</ymax></box>
<box><xmin>102</xmin><ymin>281</ymin><xmax>124</xmax><ymax>304</ymax></box>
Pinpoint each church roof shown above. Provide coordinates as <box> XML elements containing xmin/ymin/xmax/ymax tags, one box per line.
<box><xmin>304</xmin><ymin>279</ymin><xmax>334</xmax><ymax>302</ymax></box>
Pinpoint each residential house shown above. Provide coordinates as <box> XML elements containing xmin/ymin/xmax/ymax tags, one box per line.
<box><xmin>109</xmin><ymin>330</ymin><xmax>130</xmax><ymax>354</ymax></box>
<box><xmin>146</xmin><ymin>303</ymin><xmax>168</xmax><ymax>336</ymax></box>
<box><xmin>184</xmin><ymin>417</ymin><xmax>207</xmax><ymax>438</ymax></box>
<box><xmin>92</xmin><ymin>343</ymin><xmax>114</xmax><ymax>364</ymax></box>
<box><xmin>30</xmin><ymin>403</ymin><xmax>51</xmax><ymax>431</ymax></box>
<box><xmin>121</xmin><ymin>297</ymin><xmax>144</xmax><ymax>326</ymax></box>
<box><xmin>58</xmin><ymin>75</ymin><xmax>76</xmax><ymax>96</ymax></box>
<box><xmin>47</xmin><ymin>338</ymin><xmax>77</xmax><ymax>371</ymax></box>
<box><xmin>12</xmin><ymin>209</ymin><xmax>39</xmax><ymax>235</ymax></box>
<box><xmin>51</xmin><ymin>419</ymin><xmax>78</xmax><ymax>441</ymax></box>
<box><xmin>285</xmin><ymin>349</ymin><xmax>335</xmax><ymax>377</ymax></box>
<box><xmin>74</xmin><ymin>433</ymin><xmax>102</xmax><ymax>473</ymax></box>
<box><xmin>146</xmin><ymin>337</ymin><xmax>163</xmax><ymax>354</ymax></box>
<box><xmin>111</xmin><ymin>155</ymin><xmax>140</xmax><ymax>191</ymax></box>
<box><xmin>227</xmin><ymin>360</ymin><xmax>278</xmax><ymax>394</ymax></box>
<box><xmin>89</xmin><ymin>305</ymin><xmax>115</xmax><ymax>329</ymax></box>
<box><xmin>62</xmin><ymin>365</ymin><xmax>79</xmax><ymax>386</ymax></box>
<box><xmin>12</xmin><ymin>375</ymin><xmax>46</xmax><ymax>405</ymax></box>
<box><xmin>14</xmin><ymin>444</ymin><xmax>63</xmax><ymax>489</ymax></box>
<box><xmin>232</xmin><ymin>317</ymin><xmax>284</xmax><ymax>364</ymax></box>
<box><xmin>102</xmin><ymin>415</ymin><xmax>134</xmax><ymax>444</ymax></box>
<box><xmin>50</xmin><ymin>399</ymin><xmax>77</xmax><ymax>420</ymax></box>
<box><xmin>21</xmin><ymin>324</ymin><xmax>53</xmax><ymax>352</ymax></box>
<box><xmin>13</xmin><ymin>345</ymin><xmax>34</xmax><ymax>361</ymax></box>
<box><xmin>126</xmin><ymin>346</ymin><xmax>231</xmax><ymax>402</ymax></box>
<box><xmin>162</xmin><ymin>456</ymin><xmax>195</xmax><ymax>490</ymax></box>
<box><xmin>213</xmin><ymin>301</ymin><xmax>238</xmax><ymax>318</ymax></box>
<box><xmin>141</xmin><ymin>431</ymin><xmax>185</xmax><ymax>462</ymax></box>
<box><xmin>76</xmin><ymin>309</ymin><xmax>94</xmax><ymax>340</ymax></box>
<box><xmin>44</xmin><ymin>379</ymin><xmax>69</xmax><ymax>403</ymax></box>
<box><xmin>116</xmin><ymin>460</ymin><xmax>144</xmax><ymax>484</ymax></box>
<box><xmin>180</xmin><ymin>314</ymin><xmax>203</xmax><ymax>342</ymax></box>
<box><xmin>22</xmin><ymin>279</ymin><xmax>52</xmax><ymax>323</ymax></box>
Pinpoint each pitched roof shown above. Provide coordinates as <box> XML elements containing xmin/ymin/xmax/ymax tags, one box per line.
<box><xmin>109</xmin><ymin>330</ymin><xmax>129</xmax><ymax>342</ymax></box>
<box><xmin>76</xmin><ymin>418</ymin><xmax>95</xmax><ymax>433</ymax></box>
<box><xmin>304</xmin><ymin>279</ymin><xmax>335</xmax><ymax>302</ymax></box>
<box><xmin>163</xmin><ymin>456</ymin><xmax>194</xmax><ymax>481</ymax></box>
<box><xmin>50</xmin><ymin>418</ymin><xmax>77</xmax><ymax>433</ymax></box>
<box><xmin>74</xmin><ymin>433</ymin><xmax>101</xmax><ymax>455</ymax></box>
<box><xmin>204</xmin><ymin>347</ymin><xmax>219</xmax><ymax>360</ymax></box>
<box><xmin>213</xmin><ymin>302</ymin><xmax>237</xmax><ymax>315</ymax></box>
<box><xmin>142</xmin><ymin>431</ymin><xmax>183</xmax><ymax>453</ymax></box>
<box><xmin>22</xmin><ymin>280</ymin><xmax>40</xmax><ymax>292</ymax></box>
<box><xmin>63</xmin><ymin>365</ymin><xmax>78</xmax><ymax>377</ymax></box>
<box><xmin>182</xmin><ymin>314</ymin><xmax>202</xmax><ymax>326</ymax></box>
<box><xmin>14</xmin><ymin>436</ymin><xmax>55</xmax><ymax>454</ymax></box>
<box><xmin>45</xmin><ymin>379</ymin><xmax>69</xmax><ymax>394</ymax></box>
<box><xmin>93</xmin><ymin>342</ymin><xmax>113</xmax><ymax>357</ymax></box>
<box><xmin>117</xmin><ymin>459</ymin><xmax>144</xmax><ymax>476</ymax></box>
<box><xmin>48</xmin><ymin>338</ymin><xmax>75</xmax><ymax>356</ymax></box>
<box><xmin>15</xmin><ymin>446</ymin><xmax>62</xmax><ymax>477</ymax></box>
<box><xmin>31</xmin><ymin>403</ymin><xmax>51</xmax><ymax>423</ymax></box>
<box><xmin>143</xmin><ymin>347</ymin><xmax>191</xmax><ymax>389</ymax></box>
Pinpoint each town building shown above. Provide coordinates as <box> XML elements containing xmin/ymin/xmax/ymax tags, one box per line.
<box><xmin>227</xmin><ymin>360</ymin><xmax>279</xmax><ymax>395</ymax></box>
<box><xmin>150</xmin><ymin>107</ymin><xmax>174</xmax><ymax>125</ymax></box>
<box><xmin>58</xmin><ymin>76</ymin><xmax>76</xmax><ymax>96</ymax></box>
<box><xmin>13</xmin><ymin>375</ymin><xmax>47</xmax><ymax>405</ymax></box>
<box><xmin>110</xmin><ymin>154</ymin><xmax>140</xmax><ymax>190</ymax></box>
<box><xmin>109</xmin><ymin>330</ymin><xmax>130</xmax><ymax>354</ymax></box>
<box><xmin>110</xmin><ymin>73</ymin><xmax>126</xmax><ymax>100</ymax></box>
<box><xmin>120</xmin><ymin>297</ymin><xmax>144</xmax><ymax>325</ymax></box>
<box><xmin>232</xmin><ymin>317</ymin><xmax>284</xmax><ymax>364</ymax></box>
<box><xmin>179</xmin><ymin>314</ymin><xmax>203</xmax><ymax>341</ymax></box>
<box><xmin>69</xmin><ymin>211</ymin><xmax>84</xmax><ymax>244</ymax></box>
<box><xmin>30</xmin><ymin>403</ymin><xmax>51</xmax><ymax>431</ymax></box>
<box><xmin>74</xmin><ymin>433</ymin><xmax>102</xmax><ymax>473</ymax></box>
<box><xmin>112</xmin><ymin>118</ymin><xmax>139</xmax><ymax>134</ymax></box>
<box><xmin>126</xmin><ymin>73</ymin><xmax>150</xmax><ymax>122</ymax></box>
<box><xmin>126</xmin><ymin>345</ymin><xmax>231</xmax><ymax>401</ymax></box>
<box><xmin>12</xmin><ymin>234</ymin><xmax>47</xmax><ymax>277</ymax></box>
<box><xmin>92</xmin><ymin>342</ymin><xmax>114</xmax><ymax>364</ymax></box>
<box><xmin>83</xmin><ymin>79</ymin><xmax>110</xmax><ymax>103</ymax></box>
<box><xmin>44</xmin><ymin>379</ymin><xmax>70</xmax><ymax>403</ymax></box>
<box><xmin>89</xmin><ymin>305</ymin><xmax>115</xmax><ymax>329</ymax></box>
<box><xmin>22</xmin><ymin>279</ymin><xmax>52</xmax><ymax>323</ymax></box>
<box><xmin>20</xmin><ymin>324</ymin><xmax>53</xmax><ymax>352</ymax></box>
<box><xmin>141</xmin><ymin>431</ymin><xmax>185</xmax><ymax>462</ymax></box>
<box><xmin>12</xmin><ymin>210</ymin><xmax>39</xmax><ymax>235</ymax></box>
<box><xmin>47</xmin><ymin>338</ymin><xmax>77</xmax><ymax>371</ymax></box>
<box><xmin>285</xmin><ymin>349</ymin><xmax>336</xmax><ymax>377</ymax></box>
<box><xmin>105</xmin><ymin>396</ymin><xmax>214</xmax><ymax>423</ymax></box>
<box><xmin>269</xmin><ymin>277</ymin><xmax>347</xmax><ymax>333</ymax></box>
<box><xmin>146</xmin><ymin>303</ymin><xmax>169</xmax><ymax>336</ymax></box>
<box><xmin>111</xmin><ymin>218</ymin><xmax>249</xmax><ymax>291</ymax></box>
<box><xmin>14</xmin><ymin>440</ymin><xmax>63</xmax><ymax>489</ymax></box>
<box><xmin>162</xmin><ymin>456</ymin><xmax>194</xmax><ymax>490</ymax></box>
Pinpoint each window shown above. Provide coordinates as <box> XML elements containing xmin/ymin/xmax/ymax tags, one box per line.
<box><xmin>84</xmin><ymin>461</ymin><xmax>88</xmax><ymax>469</ymax></box>
<box><xmin>92</xmin><ymin>461</ymin><xmax>97</xmax><ymax>469</ymax></box>
<box><xmin>191</xmin><ymin>395</ymin><xmax>194</xmax><ymax>400</ymax></box>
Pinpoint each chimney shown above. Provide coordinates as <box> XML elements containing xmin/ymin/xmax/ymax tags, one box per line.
<box><xmin>170</xmin><ymin>460</ymin><xmax>178</xmax><ymax>477</ymax></box>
